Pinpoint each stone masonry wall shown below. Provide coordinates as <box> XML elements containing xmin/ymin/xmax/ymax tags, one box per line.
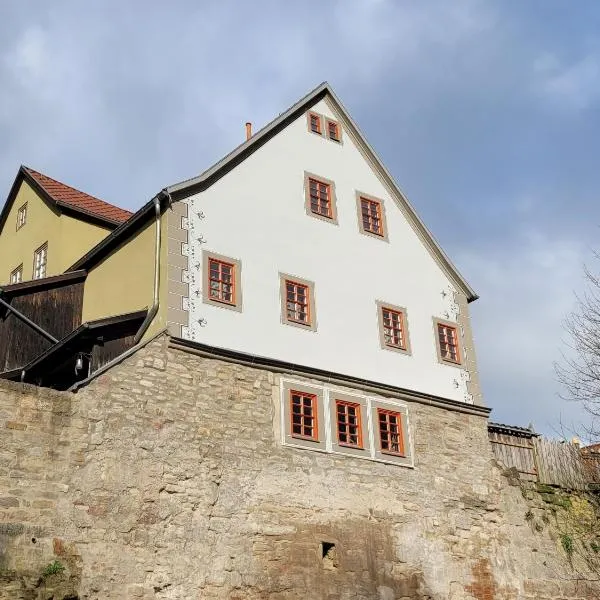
<box><xmin>0</xmin><ymin>335</ymin><xmax>599</xmax><ymax>599</ymax></box>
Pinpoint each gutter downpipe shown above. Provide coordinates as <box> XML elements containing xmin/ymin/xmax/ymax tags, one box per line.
<box><xmin>0</xmin><ymin>295</ymin><xmax>58</xmax><ymax>344</ymax></box>
<box><xmin>133</xmin><ymin>192</ymin><xmax>166</xmax><ymax>344</ymax></box>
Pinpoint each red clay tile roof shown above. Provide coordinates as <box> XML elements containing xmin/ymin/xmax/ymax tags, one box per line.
<box><xmin>24</xmin><ymin>167</ymin><xmax>133</xmax><ymax>226</ymax></box>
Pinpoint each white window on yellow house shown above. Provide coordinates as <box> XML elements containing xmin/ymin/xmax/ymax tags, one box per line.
<box><xmin>33</xmin><ymin>243</ymin><xmax>48</xmax><ymax>280</ymax></box>
<box><xmin>16</xmin><ymin>203</ymin><xmax>27</xmax><ymax>230</ymax></box>
<box><xmin>10</xmin><ymin>264</ymin><xmax>23</xmax><ymax>284</ymax></box>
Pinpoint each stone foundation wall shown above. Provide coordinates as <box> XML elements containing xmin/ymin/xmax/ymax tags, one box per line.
<box><xmin>0</xmin><ymin>335</ymin><xmax>598</xmax><ymax>599</ymax></box>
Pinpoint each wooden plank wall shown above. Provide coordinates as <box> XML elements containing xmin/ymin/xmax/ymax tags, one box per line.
<box><xmin>0</xmin><ymin>281</ymin><xmax>84</xmax><ymax>372</ymax></box>
<box><xmin>489</xmin><ymin>430</ymin><xmax>537</xmax><ymax>480</ymax></box>
<box><xmin>534</xmin><ymin>438</ymin><xmax>589</xmax><ymax>490</ymax></box>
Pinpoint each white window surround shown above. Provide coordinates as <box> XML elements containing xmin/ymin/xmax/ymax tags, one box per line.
<box><xmin>279</xmin><ymin>377</ymin><xmax>414</xmax><ymax>468</ymax></box>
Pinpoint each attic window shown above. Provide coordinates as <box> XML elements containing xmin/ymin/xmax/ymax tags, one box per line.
<box><xmin>16</xmin><ymin>203</ymin><xmax>27</xmax><ymax>230</ymax></box>
<box><xmin>33</xmin><ymin>243</ymin><xmax>48</xmax><ymax>280</ymax></box>
<box><xmin>308</xmin><ymin>112</ymin><xmax>322</xmax><ymax>135</ymax></box>
<box><xmin>327</xmin><ymin>120</ymin><xmax>341</xmax><ymax>142</ymax></box>
<box><xmin>10</xmin><ymin>264</ymin><xmax>23</xmax><ymax>284</ymax></box>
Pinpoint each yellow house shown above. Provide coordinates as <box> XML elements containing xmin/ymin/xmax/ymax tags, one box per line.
<box><xmin>0</xmin><ymin>166</ymin><xmax>133</xmax><ymax>285</ymax></box>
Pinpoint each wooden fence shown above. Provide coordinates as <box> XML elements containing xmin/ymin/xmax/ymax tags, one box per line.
<box><xmin>488</xmin><ymin>423</ymin><xmax>600</xmax><ymax>489</ymax></box>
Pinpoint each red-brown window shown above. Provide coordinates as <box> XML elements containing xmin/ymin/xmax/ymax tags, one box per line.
<box><xmin>327</xmin><ymin>120</ymin><xmax>340</xmax><ymax>142</ymax></box>
<box><xmin>381</xmin><ymin>307</ymin><xmax>406</xmax><ymax>349</ymax></box>
<box><xmin>290</xmin><ymin>390</ymin><xmax>318</xmax><ymax>440</ymax></box>
<box><xmin>377</xmin><ymin>408</ymin><xmax>405</xmax><ymax>456</ymax></box>
<box><xmin>308</xmin><ymin>178</ymin><xmax>332</xmax><ymax>219</ymax></box>
<box><xmin>336</xmin><ymin>400</ymin><xmax>363</xmax><ymax>448</ymax></box>
<box><xmin>286</xmin><ymin>280</ymin><xmax>310</xmax><ymax>325</ymax></box>
<box><xmin>208</xmin><ymin>258</ymin><xmax>235</xmax><ymax>304</ymax></box>
<box><xmin>438</xmin><ymin>323</ymin><xmax>460</xmax><ymax>363</ymax></box>
<box><xmin>360</xmin><ymin>197</ymin><xmax>383</xmax><ymax>236</ymax></box>
<box><xmin>309</xmin><ymin>113</ymin><xmax>322</xmax><ymax>135</ymax></box>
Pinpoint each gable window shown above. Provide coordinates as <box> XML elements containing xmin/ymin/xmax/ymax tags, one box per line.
<box><xmin>377</xmin><ymin>408</ymin><xmax>405</xmax><ymax>456</ymax></box>
<box><xmin>382</xmin><ymin>307</ymin><xmax>406</xmax><ymax>349</ymax></box>
<box><xmin>33</xmin><ymin>243</ymin><xmax>48</xmax><ymax>280</ymax></box>
<box><xmin>326</xmin><ymin>119</ymin><xmax>341</xmax><ymax>142</ymax></box>
<box><xmin>10</xmin><ymin>265</ymin><xmax>23</xmax><ymax>284</ymax></box>
<box><xmin>435</xmin><ymin>320</ymin><xmax>461</xmax><ymax>365</ymax></box>
<box><xmin>286</xmin><ymin>280</ymin><xmax>309</xmax><ymax>324</ymax></box>
<box><xmin>202</xmin><ymin>251</ymin><xmax>243</xmax><ymax>311</ymax></box>
<box><xmin>336</xmin><ymin>400</ymin><xmax>363</xmax><ymax>448</ymax></box>
<box><xmin>361</xmin><ymin>197</ymin><xmax>382</xmax><ymax>235</ymax></box>
<box><xmin>209</xmin><ymin>258</ymin><xmax>234</xmax><ymax>304</ymax></box>
<box><xmin>16</xmin><ymin>203</ymin><xmax>27</xmax><ymax>230</ymax></box>
<box><xmin>376</xmin><ymin>301</ymin><xmax>411</xmax><ymax>355</ymax></box>
<box><xmin>290</xmin><ymin>390</ymin><xmax>319</xmax><ymax>441</ymax></box>
<box><xmin>356</xmin><ymin>192</ymin><xmax>388</xmax><ymax>240</ymax></box>
<box><xmin>304</xmin><ymin>173</ymin><xmax>338</xmax><ymax>224</ymax></box>
<box><xmin>280</xmin><ymin>273</ymin><xmax>317</xmax><ymax>331</ymax></box>
<box><xmin>308</xmin><ymin>112</ymin><xmax>322</xmax><ymax>135</ymax></box>
<box><xmin>309</xmin><ymin>178</ymin><xmax>332</xmax><ymax>218</ymax></box>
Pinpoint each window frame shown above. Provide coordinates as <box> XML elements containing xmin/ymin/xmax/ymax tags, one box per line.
<box><xmin>279</xmin><ymin>273</ymin><xmax>317</xmax><ymax>332</ymax></box>
<box><xmin>290</xmin><ymin>390</ymin><xmax>319</xmax><ymax>442</ymax></box>
<box><xmin>32</xmin><ymin>242</ymin><xmax>48</xmax><ymax>280</ymax></box>
<box><xmin>326</xmin><ymin>118</ymin><xmax>342</xmax><ymax>143</ymax></box>
<box><xmin>370</xmin><ymin>399</ymin><xmax>411</xmax><ymax>466</ymax></box>
<box><xmin>328</xmin><ymin>392</ymin><xmax>370</xmax><ymax>458</ymax></box>
<box><xmin>202</xmin><ymin>250</ymin><xmax>243</xmax><ymax>312</ymax></box>
<box><xmin>307</xmin><ymin>112</ymin><xmax>323</xmax><ymax>136</ymax></box>
<box><xmin>16</xmin><ymin>203</ymin><xmax>27</xmax><ymax>231</ymax></box>
<box><xmin>433</xmin><ymin>317</ymin><xmax>463</xmax><ymax>366</ymax></box>
<box><xmin>304</xmin><ymin>172</ymin><xmax>338</xmax><ymax>225</ymax></box>
<box><xmin>376</xmin><ymin>408</ymin><xmax>406</xmax><ymax>457</ymax></box>
<box><xmin>356</xmin><ymin>192</ymin><xmax>388</xmax><ymax>241</ymax></box>
<box><xmin>10</xmin><ymin>264</ymin><xmax>23</xmax><ymax>284</ymax></box>
<box><xmin>376</xmin><ymin>301</ymin><xmax>412</xmax><ymax>356</ymax></box>
<box><xmin>281</xmin><ymin>380</ymin><xmax>326</xmax><ymax>451</ymax></box>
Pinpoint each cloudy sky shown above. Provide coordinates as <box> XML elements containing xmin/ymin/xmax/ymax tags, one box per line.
<box><xmin>2</xmin><ymin>1</ymin><xmax>599</xmax><ymax>437</ymax></box>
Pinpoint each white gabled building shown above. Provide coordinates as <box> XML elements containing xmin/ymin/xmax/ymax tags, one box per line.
<box><xmin>161</xmin><ymin>82</ymin><xmax>484</xmax><ymax>466</ymax></box>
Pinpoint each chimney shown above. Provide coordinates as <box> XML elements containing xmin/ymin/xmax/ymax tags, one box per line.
<box><xmin>245</xmin><ymin>122</ymin><xmax>252</xmax><ymax>141</ymax></box>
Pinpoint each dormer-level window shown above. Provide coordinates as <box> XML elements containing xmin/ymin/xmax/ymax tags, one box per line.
<box><xmin>16</xmin><ymin>203</ymin><xmax>27</xmax><ymax>230</ymax></box>
<box><xmin>436</xmin><ymin>321</ymin><xmax>461</xmax><ymax>365</ymax></box>
<box><xmin>308</xmin><ymin>112</ymin><xmax>322</xmax><ymax>135</ymax></box>
<box><xmin>10</xmin><ymin>264</ymin><xmax>23</xmax><ymax>284</ymax></box>
<box><xmin>33</xmin><ymin>243</ymin><xmax>47</xmax><ymax>280</ymax></box>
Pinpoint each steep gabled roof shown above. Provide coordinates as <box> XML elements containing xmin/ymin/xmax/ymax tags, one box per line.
<box><xmin>66</xmin><ymin>82</ymin><xmax>478</xmax><ymax>301</ymax></box>
<box><xmin>166</xmin><ymin>82</ymin><xmax>478</xmax><ymax>302</ymax></box>
<box><xmin>0</xmin><ymin>166</ymin><xmax>133</xmax><ymax>235</ymax></box>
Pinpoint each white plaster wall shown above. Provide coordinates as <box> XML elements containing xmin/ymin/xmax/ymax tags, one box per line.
<box><xmin>181</xmin><ymin>98</ymin><xmax>471</xmax><ymax>402</ymax></box>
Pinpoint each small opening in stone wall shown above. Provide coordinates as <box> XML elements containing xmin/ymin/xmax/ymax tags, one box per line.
<box><xmin>31</xmin><ymin>537</ymin><xmax>36</xmax><ymax>544</ymax></box>
<box><xmin>321</xmin><ymin>542</ymin><xmax>338</xmax><ymax>569</ymax></box>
